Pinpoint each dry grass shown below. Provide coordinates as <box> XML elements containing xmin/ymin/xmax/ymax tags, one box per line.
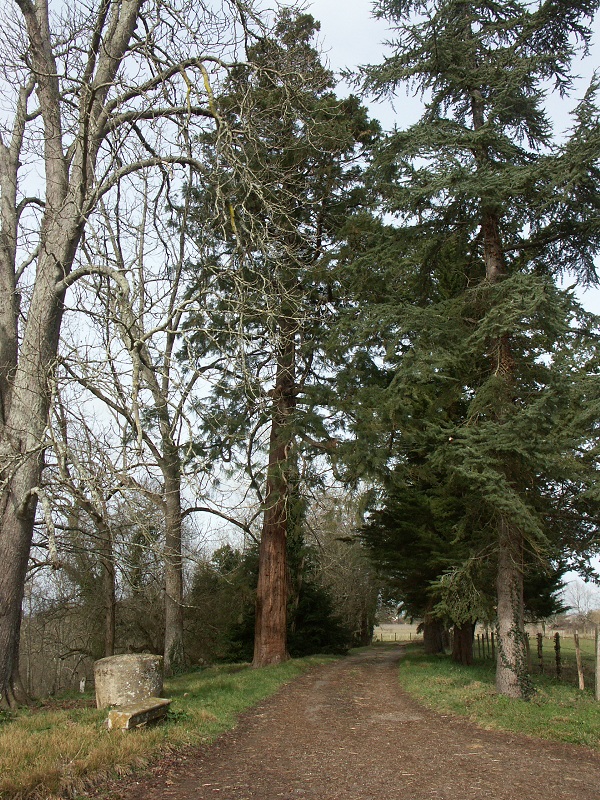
<box><xmin>0</xmin><ymin>657</ymin><xmax>333</xmax><ymax>800</ymax></box>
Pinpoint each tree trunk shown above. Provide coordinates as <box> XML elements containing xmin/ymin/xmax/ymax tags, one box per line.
<box><xmin>108</xmin><ymin>280</ymin><xmax>187</xmax><ymax>675</ymax></box>
<box><xmin>422</xmin><ymin>615</ymin><xmax>445</xmax><ymax>654</ymax></box>
<box><xmin>473</xmin><ymin>91</ymin><xmax>530</xmax><ymax>696</ymax></box>
<box><xmin>495</xmin><ymin>518</ymin><xmax>531</xmax><ymax>698</ymax></box>
<box><xmin>0</xmin><ymin>454</ymin><xmax>42</xmax><ymax>706</ymax></box>
<box><xmin>0</xmin><ymin>254</ymin><xmax>67</xmax><ymax>704</ymax></box>
<box><xmin>163</xmin><ymin>465</ymin><xmax>184</xmax><ymax>675</ymax></box>
<box><xmin>253</xmin><ymin>322</ymin><xmax>295</xmax><ymax>668</ymax></box>
<box><xmin>452</xmin><ymin>621</ymin><xmax>475</xmax><ymax>666</ymax></box>
<box><xmin>99</xmin><ymin>523</ymin><xmax>116</xmax><ymax>658</ymax></box>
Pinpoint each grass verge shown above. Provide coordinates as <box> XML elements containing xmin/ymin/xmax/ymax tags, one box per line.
<box><xmin>0</xmin><ymin>656</ymin><xmax>334</xmax><ymax>800</ymax></box>
<box><xmin>397</xmin><ymin>644</ymin><xmax>600</xmax><ymax>749</ymax></box>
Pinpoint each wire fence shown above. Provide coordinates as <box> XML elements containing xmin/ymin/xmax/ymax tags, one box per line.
<box><xmin>372</xmin><ymin>625</ymin><xmax>600</xmax><ymax>695</ymax></box>
<box><xmin>372</xmin><ymin>626</ymin><xmax>422</xmax><ymax>643</ymax></box>
<box><xmin>463</xmin><ymin>630</ymin><xmax>600</xmax><ymax>689</ymax></box>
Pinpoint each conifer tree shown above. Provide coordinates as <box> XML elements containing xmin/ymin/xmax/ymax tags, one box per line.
<box><xmin>183</xmin><ymin>11</ymin><xmax>378</xmax><ymax>666</ymax></box>
<box><xmin>353</xmin><ymin>0</ymin><xmax>600</xmax><ymax>697</ymax></box>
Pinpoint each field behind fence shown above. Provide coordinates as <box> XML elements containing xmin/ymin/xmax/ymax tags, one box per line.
<box><xmin>372</xmin><ymin>623</ymin><xmax>422</xmax><ymax>643</ymax></box>
<box><xmin>373</xmin><ymin>624</ymin><xmax>600</xmax><ymax>694</ymax></box>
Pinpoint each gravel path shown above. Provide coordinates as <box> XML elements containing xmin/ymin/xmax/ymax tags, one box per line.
<box><xmin>104</xmin><ymin>646</ymin><xmax>600</xmax><ymax>800</ymax></box>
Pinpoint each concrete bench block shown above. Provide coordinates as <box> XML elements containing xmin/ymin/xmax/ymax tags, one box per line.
<box><xmin>107</xmin><ymin>697</ymin><xmax>172</xmax><ymax>730</ymax></box>
<box><xmin>94</xmin><ymin>654</ymin><xmax>164</xmax><ymax>709</ymax></box>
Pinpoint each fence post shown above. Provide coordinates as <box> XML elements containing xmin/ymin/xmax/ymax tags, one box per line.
<box><xmin>595</xmin><ymin>625</ymin><xmax>600</xmax><ymax>701</ymax></box>
<box><xmin>554</xmin><ymin>632</ymin><xmax>561</xmax><ymax>680</ymax></box>
<box><xmin>537</xmin><ymin>632</ymin><xmax>544</xmax><ymax>673</ymax></box>
<box><xmin>574</xmin><ymin>631</ymin><xmax>585</xmax><ymax>691</ymax></box>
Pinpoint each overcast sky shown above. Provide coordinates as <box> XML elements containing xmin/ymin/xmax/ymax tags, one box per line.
<box><xmin>304</xmin><ymin>0</ymin><xmax>600</xmax><ymax>313</ymax></box>
<box><xmin>306</xmin><ymin>0</ymin><xmax>600</xmax><ymax>114</ymax></box>
<box><xmin>303</xmin><ymin>2</ymin><xmax>600</xmax><ymax>590</ymax></box>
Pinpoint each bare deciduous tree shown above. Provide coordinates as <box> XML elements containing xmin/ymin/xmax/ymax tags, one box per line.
<box><xmin>56</xmin><ymin>173</ymin><xmax>232</xmax><ymax>674</ymax></box>
<box><xmin>0</xmin><ymin>0</ymin><xmax>265</xmax><ymax>705</ymax></box>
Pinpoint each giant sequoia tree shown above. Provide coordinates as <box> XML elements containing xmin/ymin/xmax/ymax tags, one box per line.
<box><xmin>354</xmin><ymin>0</ymin><xmax>600</xmax><ymax>697</ymax></box>
<box><xmin>184</xmin><ymin>11</ymin><xmax>377</xmax><ymax>666</ymax></box>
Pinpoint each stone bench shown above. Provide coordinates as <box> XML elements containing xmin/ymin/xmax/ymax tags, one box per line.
<box><xmin>107</xmin><ymin>696</ymin><xmax>172</xmax><ymax>730</ymax></box>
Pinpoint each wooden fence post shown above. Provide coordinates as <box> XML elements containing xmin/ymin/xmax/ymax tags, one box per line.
<box><xmin>537</xmin><ymin>632</ymin><xmax>543</xmax><ymax>673</ymax></box>
<box><xmin>554</xmin><ymin>632</ymin><xmax>561</xmax><ymax>680</ymax></box>
<box><xmin>595</xmin><ymin>625</ymin><xmax>600</xmax><ymax>701</ymax></box>
<box><xmin>574</xmin><ymin>631</ymin><xmax>585</xmax><ymax>691</ymax></box>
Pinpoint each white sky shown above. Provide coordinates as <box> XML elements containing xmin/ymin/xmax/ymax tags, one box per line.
<box><xmin>306</xmin><ymin>0</ymin><xmax>600</xmax><ymax>315</ymax></box>
<box><xmin>306</xmin><ymin>1</ymin><xmax>600</xmax><ymax>594</ymax></box>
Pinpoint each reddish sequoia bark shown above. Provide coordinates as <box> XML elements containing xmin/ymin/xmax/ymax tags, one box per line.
<box><xmin>253</xmin><ymin>323</ymin><xmax>296</xmax><ymax>668</ymax></box>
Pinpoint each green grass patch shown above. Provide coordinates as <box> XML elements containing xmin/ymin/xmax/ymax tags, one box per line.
<box><xmin>0</xmin><ymin>656</ymin><xmax>334</xmax><ymax>800</ymax></box>
<box><xmin>398</xmin><ymin>645</ymin><xmax>600</xmax><ymax>749</ymax></box>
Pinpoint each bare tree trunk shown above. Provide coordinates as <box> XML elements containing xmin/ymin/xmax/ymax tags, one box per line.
<box><xmin>0</xmin><ymin>469</ymin><xmax>39</xmax><ymax>705</ymax></box>
<box><xmin>452</xmin><ymin>622</ymin><xmax>475</xmax><ymax>666</ymax></box>
<box><xmin>495</xmin><ymin>519</ymin><xmax>531</xmax><ymax>697</ymax></box>
<box><xmin>163</xmin><ymin>462</ymin><xmax>184</xmax><ymax>675</ymax></box>
<box><xmin>0</xmin><ymin>270</ymin><xmax>67</xmax><ymax>705</ymax></box>
<box><xmin>253</xmin><ymin>324</ymin><xmax>295</xmax><ymax>668</ymax></box>
<box><xmin>99</xmin><ymin>523</ymin><xmax>116</xmax><ymax>658</ymax></box>
<box><xmin>422</xmin><ymin>614</ymin><xmax>445</xmax><ymax>654</ymax></box>
<box><xmin>0</xmin><ymin>499</ymin><xmax>34</xmax><ymax>708</ymax></box>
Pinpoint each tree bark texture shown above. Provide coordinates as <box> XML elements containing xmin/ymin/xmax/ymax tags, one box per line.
<box><xmin>253</xmin><ymin>322</ymin><xmax>296</xmax><ymax>668</ymax></box>
<box><xmin>422</xmin><ymin>615</ymin><xmax>445</xmax><ymax>654</ymax></box>
<box><xmin>0</xmin><ymin>254</ymin><xmax>69</xmax><ymax>705</ymax></box>
<box><xmin>99</xmin><ymin>523</ymin><xmax>116</xmax><ymax>659</ymax></box>
<box><xmin>452</xmin><ymin>622</ymin><xmax>475</xmax><ymax>666</ymax></box>
<box><xmin>495</xmin><ymin>519</ymin><xmax>531</xmax><ymax>697</ymax></box>
<box><xmin>483</xmin><ymin>213</ymin><xmax>529</xmax><ymax>698</ymax></box>
<box><xmin>163</xmin><ymin>463</ymin><xmax>184</xmax><ymax>675</ymax></box>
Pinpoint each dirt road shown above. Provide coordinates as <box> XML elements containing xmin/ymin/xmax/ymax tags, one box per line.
<box><xmin>105</xmin><ymin>646</ymin><xmax>600</xmax><ymax>800</ymax></box>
